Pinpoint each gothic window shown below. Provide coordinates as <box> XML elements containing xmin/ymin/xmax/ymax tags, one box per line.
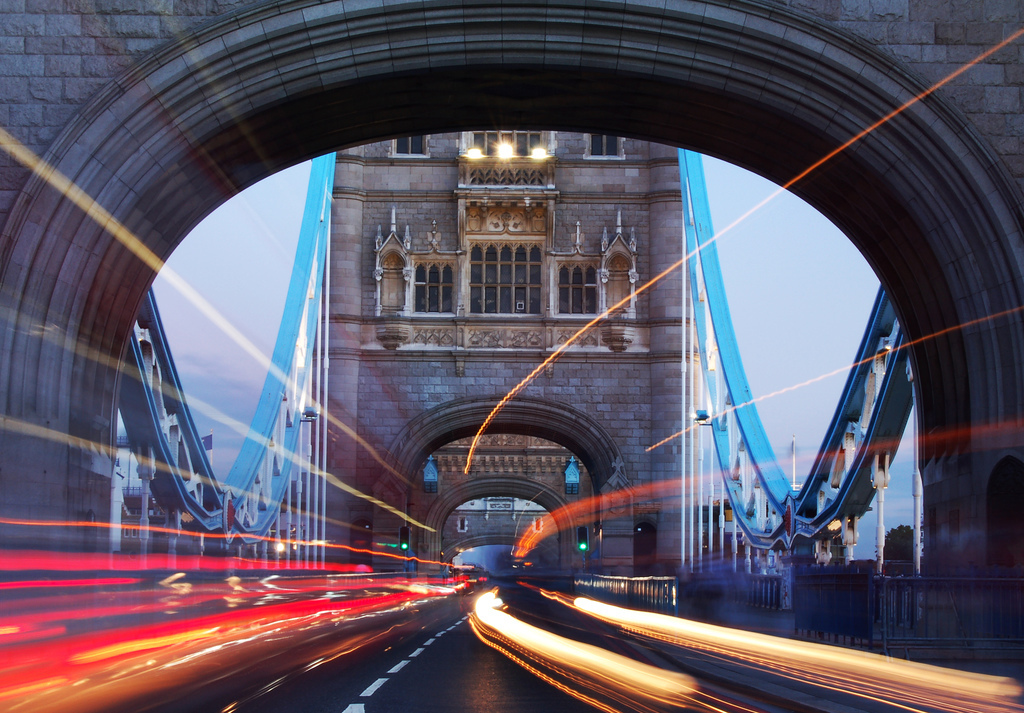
<box><xmin>606</xmin><ymin>254</ymin><xmax>631</xmax><ymax>314</ymax></box>
<box><xmin>470</xmin><ymin>131</ymin><xmax>543</xmax><ymax>157</ymax></box>
<box><xmin>415</xmin><ymin>264</ymin><xmax>453</xmax><ymax>313</ymax></box>
<box><xmin>380</xmin><ymin>252</ymin><xmax>406</xmax><ymax>315</ymax></box>
<box><xmin>558</xmin><ymin>265</ymin><xmax>597</xmax><ymax>314</ymax></box>
<box><xmin>590</xmin><ymin>134</ymin><xmax>621</xmax><ymax>157</ymax></box>
<box><xmin>457</xmin><ymin>516</ymin><xmax>469</xmax><ymax>533</ymax></box>
<box><xmin>394</xmin><ymin>136</ymin><xmax>426</xmax><ymax>155</ymax></box>
<box><xmin>469</xmin><ymin>244</ymin><xmax>542</xmax><ymax>314</ymax></box>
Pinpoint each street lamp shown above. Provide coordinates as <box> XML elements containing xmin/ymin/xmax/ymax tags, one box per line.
<box><xmin>692</xmin><ymin>410</ymin><xmax>713</xmax><ymax>571</ymax></box>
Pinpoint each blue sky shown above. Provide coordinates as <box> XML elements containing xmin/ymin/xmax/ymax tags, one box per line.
<box><xmin>153</xmin><ymin>150</ymin><xmax>915</xmax><ymax>558</ymax></box>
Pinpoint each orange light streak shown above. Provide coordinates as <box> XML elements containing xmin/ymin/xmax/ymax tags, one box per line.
<box><xmin>464</xmin><ymin>259</ymin><xmax>683</xmax><ymax>474</ymax></box>
<box><xmin>469</xmin><ymin>28</ymin><xmax>1024</xmax><ymax>473</ymax></box>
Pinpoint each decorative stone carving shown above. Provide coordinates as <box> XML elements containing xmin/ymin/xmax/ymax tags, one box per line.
<box><xmin>555</xmin><ymin>329</ymin><xmax>599</xmax><ymax>347</ymax></box>
<box><xmin>465</xmin><ymin>205</ymin><xmax>546</xmax><ymax>235</ymax></box>
<box><xmin>467</xmin><ymin>329</ymin><xmax>543</xmax><ymax>348</ymax></box>
<box><xmin>530</xmin><ymin>207</ymin><xmax>545</xmax><ymax>232</ymax></box>
<box><xmin>600</xmin><ymin>321</ymin><xmax>635</xmax><ymax>352</ymax></box>
<box><xmin>412</xmin><ymin>328</ymin><xmax>456</xmax><ymax>347</ymax></box>
<box><xmin>376</xmin><ymin>319</ymin><xmax>410</xmax><ymax>349</ymax></box>
<box><xmin>468</xmin><ymin>165</ymin><xmax>546</xmax><ymax>186</ymax></box>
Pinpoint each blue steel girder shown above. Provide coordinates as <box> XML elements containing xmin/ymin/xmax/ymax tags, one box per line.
<box><xmin>121</xmin><ymin>291</ymin><xmax>224</xmax><ymax>530</ymax></box>
<box><xmin>119</xmin><ymin>154</ymin><xmax>336</xmax><ymax>538</ymax></box>
<box><xmin>679</xmin><ymin>149</ymin><xmax>913</xmax><ymax>550</ymax></box>
<box><xmin>223</xmin><ymin>154</ymin><xmax>335</xmax><ymax>539</ymax></box>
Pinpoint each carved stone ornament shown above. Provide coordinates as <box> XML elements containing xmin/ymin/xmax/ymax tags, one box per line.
<box><xmin>376</xmin><ymin>319</ymin><xmax>410</xmax><ymax>349</ymax></box>
<box><xmin>412</xmin><ymin>328</ymin><xmax>456</xmax><ymax>347</ymax></box>
<box><xmin>556</xmin><ymin>330</ymin><xmax>599</xmax><ymax>347</ymax></box>
<box><xmin>600</xmin><ymin>322</ymin><xmax>635</xmax><ymax>352</ymax></box>
<box><xmin>467</xmin><ymin>329</ymin><xmax>543</xmax><ymax>348</ymax></box>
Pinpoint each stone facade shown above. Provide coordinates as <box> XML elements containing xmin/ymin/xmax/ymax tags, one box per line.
<box><xmin>328</xmin><ymin>133</ymin><xmax>685</xmax><ymax>573</ymax></box>
<box><xmin>0</xmin><ymin>0</ymin><xmax>1021</xmax><ymax>567</ymax></box>
<box><xmin>2</xmin><ymin>1</ymin><xmax>1022</xmax><ymax>225</ymax></box>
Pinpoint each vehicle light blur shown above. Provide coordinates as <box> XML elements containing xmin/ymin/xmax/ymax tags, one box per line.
<box><xmin>571</xmin><ymin>597</ymin><xmax>1024</xmax><ymax>713</ymax></box>
<box><xmin>471</xmin><ymin>591</ymin><xmax>697</xmax><ymax>711</ymax></box>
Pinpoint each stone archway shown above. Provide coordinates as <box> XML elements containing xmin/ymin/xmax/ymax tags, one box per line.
<box><xmin>1</xmin><ymin>0</ymin><xmax>1022</xmax><ymax>565</ymax></box>
<box><xmin>388</xmin><ymin>396</ymin><xmax>627</xmax><ymax>495</ymax></box>
<box><xmin>388</xmin><ymin>397</ymin><xmax>623</xmax><ymax>570</ymax></box>
<box><xmin>426</xmin><ymin>479</ymin><xmax>572</xmax><ymax>570</ymax></box>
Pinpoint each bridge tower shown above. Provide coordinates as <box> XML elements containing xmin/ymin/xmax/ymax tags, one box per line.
<box><xmin>325</xmin><ymin>132</ymin><xmax>690</xmax><ymax>574</ymax></box>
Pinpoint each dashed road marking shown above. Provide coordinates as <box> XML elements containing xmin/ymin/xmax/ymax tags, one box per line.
<box><xmin>387</xmin><ymin>659</ymin><xmax>410</xmax><ymax>674</ymax></box>
<box><xmin>423</xmin><ymin>638</ymin><xmax>436</xmax><ymax>645</ymax></box>
<box><xmin>341</xmin><ymin>705</ymin><xmax>364</xmax><ymax>713</ymax></box>
<box><xmin>409</xmin><ymin>647</ymin><xmax>425</xmax><ymax>657</ymax></box>
<box><xmin>360</xmin><ymin>678</ymin><xmax>388</xmax><ymax>697</ymax></box>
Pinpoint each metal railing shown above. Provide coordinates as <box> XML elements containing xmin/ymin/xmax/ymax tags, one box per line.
<box><xmin>746</xmin><ymin>574</ymin><xmax>783</xmax><ymax>610</ymax></box>
<box><xmin>793</xmin><ymin>566</ymin><xmax>875</xmax><ymax>646</ymax></box>
<box><xmin>879</xmin><ymin>576</ymin><xmax>1024</xmax><ymax>654</ymax></box>
<box><xmin>573</xmin><ymin>574</ymin><xmax>678</xmax><ymax>615</ymax></box>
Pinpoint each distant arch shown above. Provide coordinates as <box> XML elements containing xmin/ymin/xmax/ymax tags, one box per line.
<box><xmin>388</xmin><ymin>396</ymin><xmax>627</xmax><ymax>494</ymax></box>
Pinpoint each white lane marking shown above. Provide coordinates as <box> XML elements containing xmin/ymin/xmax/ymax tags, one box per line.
<box><xmin>360</xmin><ymin>678</ymin><xmax>388</xmax><ymax>697</ymax></box>
<box><xmin>341</xmin><ymin>705</ymin><xmax>364</xmax><ymax>713</ymax></box>
<box><xmin>388</xmin><ymin>660</ymin><xmax>410</xmax><ymax>674</ymax></box>
<box><xmin>409</xmin><ymin>647</ymin><xmax>425</xmax><ymax>657</ymax></box>
<box><xmin>423</xmin><ymin>638</ymin><xmax>436</xmax><ymax>645</ymax></box>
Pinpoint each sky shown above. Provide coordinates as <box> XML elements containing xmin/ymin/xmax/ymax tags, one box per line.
<box><xmin>152</xmin><ymin>148</ymin><xmax>916</xmax><ymax>559</ymax></box>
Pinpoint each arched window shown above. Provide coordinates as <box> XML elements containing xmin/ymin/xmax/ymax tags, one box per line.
<box><xmin>414</xmin><ymin>263</ymin><xmax>453</xmax><ymax>312</ymax></box>
<box><xmin>380</xmin><ymin>252</ymin><xmax>406</xmax><ymax>315</ymax></box>
<box><xmin>606</xmin><ymin>254</ymin><xmax>632</xmax><ymax>314</ymax></box>
<box><xmin>470</xmin><ymin>244</ymin><xmax>541</xmax><ymax>314</ymax></box>
<box><xmin>558</xmin><ymin>265</ymin><xmax>597</xmax><ymax>314</ymax></box>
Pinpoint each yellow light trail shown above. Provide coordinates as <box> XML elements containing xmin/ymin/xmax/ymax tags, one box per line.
<box><xmin>570</xmin><ymin>596</ymin><xmax>1024</xmax><ymax>713</ymax></box>
<box><xmin>470</xmin><ymin>591</ymin><xmax>700</xmax><ymax>712</ymax></box>
<box><xmin>0</xmin><ymin>129</ymin><xmax>416</xmax><ymax>520</ymax></box>
<box><xmin>464</xmin><ymin>25</ymin><xmax>1024</xmax><ymax>472</ymax></box>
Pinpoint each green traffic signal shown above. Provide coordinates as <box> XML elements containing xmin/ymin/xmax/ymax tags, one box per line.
<box><xmin>576</xmin><ymin>525</ymin><xmax>589</xmax><ymax>552</ymax></box>
<box><xmin>399</xmin><ymin>526</ymin><xmax>410</xmax><ymax>551</ymax></box>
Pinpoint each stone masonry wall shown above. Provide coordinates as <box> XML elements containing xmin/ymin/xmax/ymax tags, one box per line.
<box><xmin>1</xmin><ymin>0</ymin><xmax>1022</xmax><ymax>235</ymax></box>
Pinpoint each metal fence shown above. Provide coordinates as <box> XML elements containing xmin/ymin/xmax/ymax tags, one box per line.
<box><xmin>573</xmin><ymin>574</ymin><xmax>678</xmax><ymax>615</ymax></box>
<box><xmin>745</xmin><ymin>574</ymin><xmax>784</xmax><ymax>610</ymax></box>
<box><xmin>793</xmin><ymin>567</ymin><xmax>875</xmax><ymax>645</ymax></box>
<box><xmin>879</xmin><ymin>576</ymin><xmax>1024</xmax><ymax>653</ymax></box>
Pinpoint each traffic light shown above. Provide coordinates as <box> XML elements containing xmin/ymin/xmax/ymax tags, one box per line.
<box><xmin>399</xmin><ymin>526</ymin><xmax>410</xmax><ymax>551</ymax></box>
<box><xmin>576</xmin><ymin>525</ymin><xmax>589</xmax><ymax>552</ymax></box>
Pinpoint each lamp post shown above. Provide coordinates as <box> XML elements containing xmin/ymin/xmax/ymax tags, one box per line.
<box><xmin>693</xmin><ymin>410</ymin><xmax>711</xmax><ymax>572</ymax></box>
